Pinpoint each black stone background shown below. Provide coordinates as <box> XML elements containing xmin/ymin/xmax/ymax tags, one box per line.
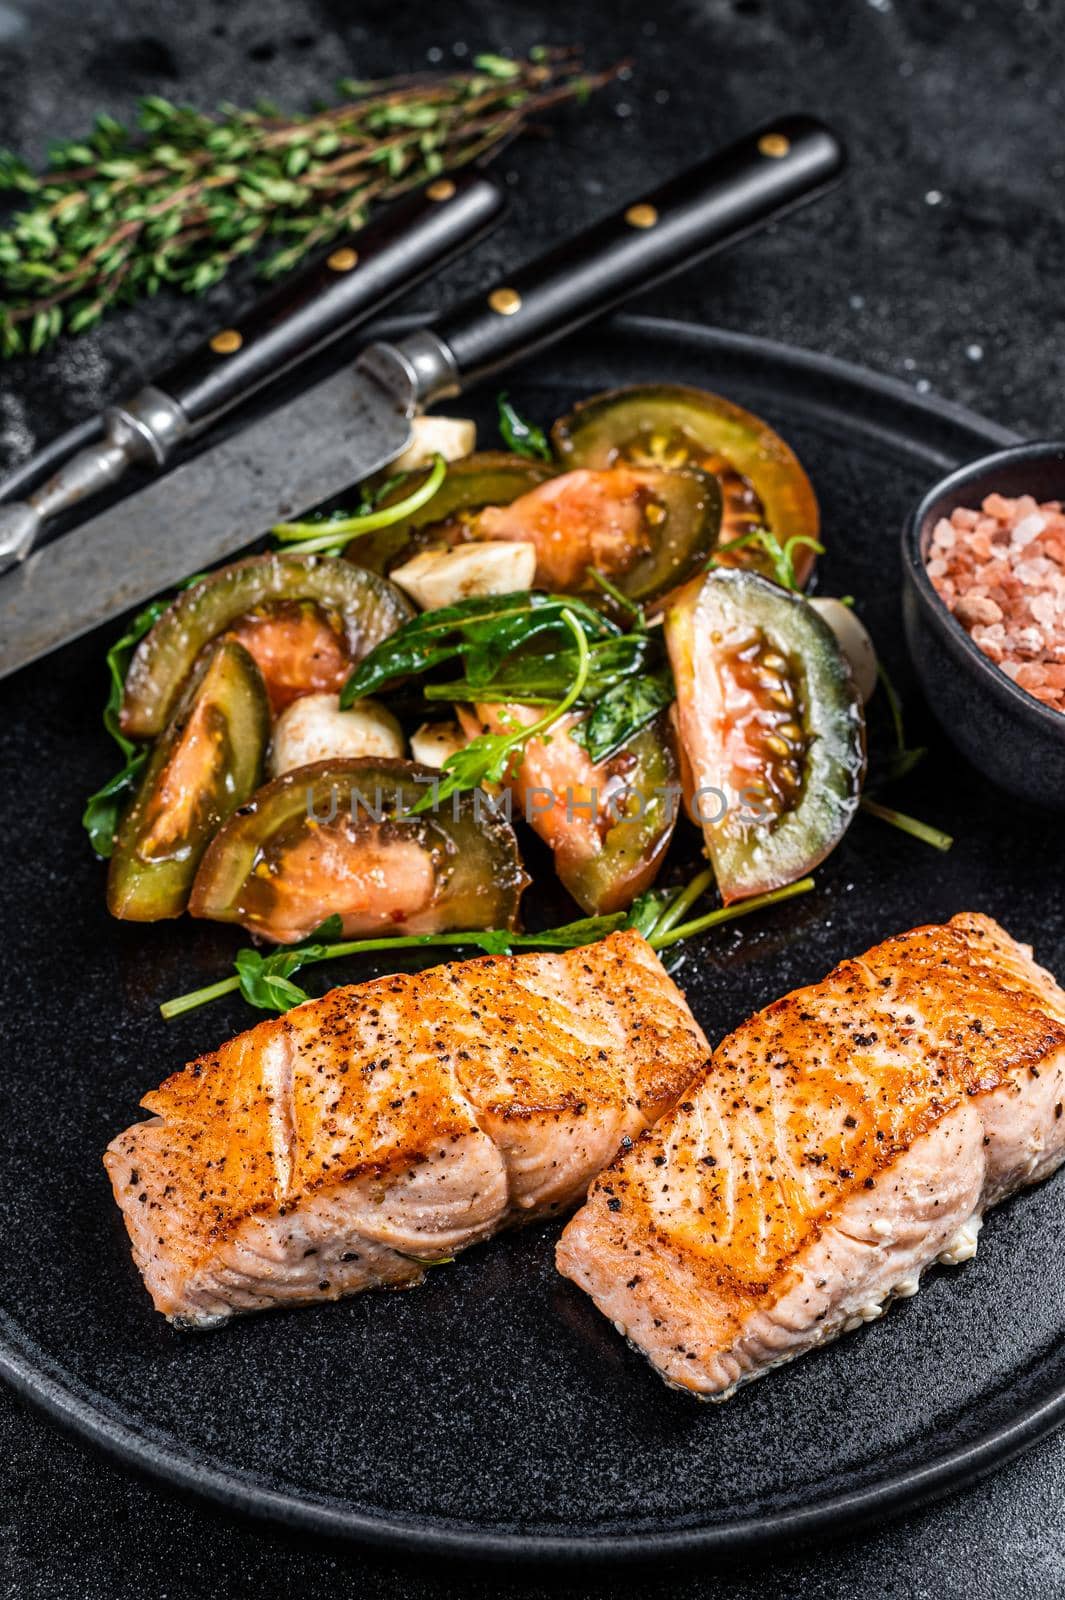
<box><xmin>2</xmin><ymin>0</ymin><xmax>1064</xmax><ymax>1594</ymax></box>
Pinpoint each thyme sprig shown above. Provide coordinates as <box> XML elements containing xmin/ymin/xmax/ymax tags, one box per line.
<box><xmin>0</xmin><ymin>51</ymin><xmax>613</xmax><ymax>358</ymax></box>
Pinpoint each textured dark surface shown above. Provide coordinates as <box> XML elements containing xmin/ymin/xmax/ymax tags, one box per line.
<box><xmin>2</xmin><ymin>0</ymin><xmax>1065</xmax><ymax>1595</ymax></box>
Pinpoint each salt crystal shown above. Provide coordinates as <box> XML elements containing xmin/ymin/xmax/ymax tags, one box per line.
<box><xmin>1011</xmin><ymin>513</ymin><xmax>1046</xmax><ymax>546</ymax></box>
<box><xmin>926</xmin><ymin>495</ymin><xmax>1065</xmax><ymax>716</ymax></box>
<box><xmin>1010</xmin><ymin>625</ymin><xmax>1046</xmax><ymax>657</ymax></box>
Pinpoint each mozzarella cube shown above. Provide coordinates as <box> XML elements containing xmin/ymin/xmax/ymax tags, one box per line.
<box><xmin>809</xmin><ymin>597</ymin><xmax>878</xmax><ymax>704</ymax></box>
<box><xmin>410</xmin><ymin>720</ymin><xmax>470</xmax><ymax>769</ymax></box>
<box><xmin>270</xmin><ymin>692</ymin><xmax>404</xmax><ymax>778</ymax></box>
<box><xmin>390</xmin><ymin>540</ymin><xmax>537</xmax><ymax>611</ymax></box>
<box><xmin>390</xmin><ymin>416</ymin><xmax>476</xmax><ymax>474</ymax></box>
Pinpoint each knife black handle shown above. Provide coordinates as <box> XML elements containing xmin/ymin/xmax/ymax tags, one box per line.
<box><xmin>430</xmin><ymin>116</ymin><xmax>844</xmax><ymax>388</ymax></box>
<box><xmin>154</xmin><ymin>169</ymin><xmax>504</xmax><ymax>433</ymax></box>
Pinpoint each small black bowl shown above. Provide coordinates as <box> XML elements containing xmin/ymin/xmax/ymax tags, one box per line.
<box><xmin>902</xmin><ymin>439</ymin><xmax>1065</xmax><ymax>811</ymax></box>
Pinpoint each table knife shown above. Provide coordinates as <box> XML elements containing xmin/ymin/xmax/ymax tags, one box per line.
<box><xmin>0</xmin><ymin>114</ymin><xmax>845</xmax><ymax>680</ymax></box>
<box><xmin>0</xmin><ymin>168</ymin><xmax>505</xmax><ymax>566</ymax></box>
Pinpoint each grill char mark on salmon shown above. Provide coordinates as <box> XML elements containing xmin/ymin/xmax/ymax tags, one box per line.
<box><xmin>556</xmin><ymin>914</ymin><xmax>1065</xmax><ymax>1396</ymax></box>
<box><xmin>105</xmin><ymin>931</ymin><xmax>709</xmax><ymax>1327</ymax></box>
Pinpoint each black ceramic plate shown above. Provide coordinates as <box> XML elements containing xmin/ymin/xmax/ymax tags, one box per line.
<box><xmin>3</xmin><ymin>315</ymin><xmax>1061</xmax><ymax>1565</ymax></box>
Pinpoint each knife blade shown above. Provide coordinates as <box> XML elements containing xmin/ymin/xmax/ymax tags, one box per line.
<box><xmin>0</xmin><ymin>350</ymin><xmax>423</xmax><ymax>677</ymax></box>
<box><xmin>0</xmin><ymin>114</ymin><xmax>846</xmax><ymax>682</ymax></box>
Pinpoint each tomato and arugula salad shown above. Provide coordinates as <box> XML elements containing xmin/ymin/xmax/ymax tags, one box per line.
<box><xmin>81</xmin><ymin>383</ymin><xmax>949</xmax><ymax>1022</ymax></box>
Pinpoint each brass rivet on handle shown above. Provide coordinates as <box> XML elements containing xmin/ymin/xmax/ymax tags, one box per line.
<box><xmin>327</xmin><ymin>247</ymin><xmax>359</xmax><ymax>272</ymax></box>
<box><xmin>427</xmin><ymin>178</ymin><xmax>456</xmax><ymax>201</ymax></box>
<box><xmin>758</xmin><ymin>132</ymin><xmax>791</xmax><ymax>158</ymax></box>
<box><xmin>488</xmin><ymin>286</ymin><xmax>522</xmax><ymax>316</ymax></box>
<box><xmin>210</xmin><ymin>328</ymin><xmax>243</xmax><ymax>355</ymax></box>
<box><xmin>625</xmin><ymin>203</ymin><xmax>658</xmax><ymax>229</ymax></box>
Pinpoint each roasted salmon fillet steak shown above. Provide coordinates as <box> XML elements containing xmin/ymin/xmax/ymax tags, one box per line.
<box><xmin>557</xmin><ymin>914</ymin><xmax>1065</xmax><ymax>1397</ymax></box>
<box><xmin>105</xmin><ymin>931</ymin><xmax>709</xmax><ymax>1327</ymax></box>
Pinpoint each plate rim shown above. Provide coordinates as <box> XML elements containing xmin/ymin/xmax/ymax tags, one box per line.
<box><xmin>3</xmin><ymin>313</ymin><xmax>1050</xmax><ymax>1565</ymax></box>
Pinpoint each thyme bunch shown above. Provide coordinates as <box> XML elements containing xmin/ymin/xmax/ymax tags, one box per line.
<box><xmin>0</xmin><ymin>50</ymin><xmax>612</xmax><ymax>358</ymax></box>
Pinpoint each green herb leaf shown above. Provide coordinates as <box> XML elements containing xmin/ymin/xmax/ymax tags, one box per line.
<box><xmin>410</xmin><ymin>609</ymin><xmax>592</xmax><ymax>811</ymax></box>
<box><xmin>473</xmin><ymin>54</ymin><xmax>522</xmax><ymax>80</ymax></box>
<box><xmin>81</xmin><ymin>596</ymin><xmax>172</xmax><ymax>856</ymax></box>
<box><xmin>81</xmin><ymin>749</ymin><xmax>147</xmax><ymax>858</ymax></box>
<box><xmin>102</xmin><ymin>595</ymin><xmax>172</xmax><ymax>759</ymax></box>
<box><xmin>571</xmin><ymin>665</ymin><xmax>674</xmax><ymax>763</ymax></box>
<box><xmin>638</xmin><ymin>867</ymin><xmax>714</xmax><ymax>943</ymax></box>
<box><xmin>423</xmin><ymin>633</ymin><xmax>660</xmax><ymax>708</ymax></box>
<box><xmin>709</xmin><ymin>527</ymin><xmax>824</xmax><ymax>591</ymax></box>
<box><xmin>496</xmin><ymin>392</ymin><xmax>552</xmax><ymax>462</ymax></box>
<box><xmin>624</xmin><ymin>888</ymin><xmax>677</xmax><ymax>940</ymax></box>
<box><xmin>83</xmin><ymin>574</ymin><xmax>208</xmax><ymax>855</ymax></box>
<box><xmin>340</xmin><ymin>591</ymin><xmax>615</xmax><ymax>705</ymax></box>
<box><xmin>235</xmin><ymin>952</ymin><xmax>312</xmax><ymax>1012</ymax></box>
<box><xmin>231</xmin><ymin>914</ymin><xmax>347</xmax><ymax>1011</ymax></box>
<box><xmin>0</xmin><ymin>58</ymin><xmax>616</xmax><ymax>359</ymax></box>
<box><xmin>159</xmin><ymin>871</ymin><xmax>819</xmax><ymax>1023</ymax></box>
<box><xmin>160</xmin><ymin>913</ymin><xmax>629</xmax><ymax>1021</ymax></box>
<box><xmin>271</xmin><ymin>453</ymin><xmax>446</xmax><ymax>554</ymax></box>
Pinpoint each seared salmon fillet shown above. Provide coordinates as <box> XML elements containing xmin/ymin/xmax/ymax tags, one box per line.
<box><xmin>105</xmin><ymin>931</ymin><xmax>709</xmax><ymax>1327</ymax></box>
<box><xmin>557</xmin><ymin>914</ymin><xmax>1065</xmax><ymax>1397</ymax></box>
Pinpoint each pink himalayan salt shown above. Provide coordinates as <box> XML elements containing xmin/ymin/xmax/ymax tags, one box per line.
<box><xmin>926</xmin><ymin>491</ymin><xmax>1065</xmax><ymax>716</ymax></box>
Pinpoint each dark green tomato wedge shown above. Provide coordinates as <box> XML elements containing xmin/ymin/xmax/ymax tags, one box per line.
<box><xmin>121</xmin><ymin>554</ymin><xmax>413</xmax><ymax>739</ymax></box>
<box><xmin>107</xmin><ymin>639</ymin><xmax>270</xmax><ymax>921</ymax></box>
<box><xmin>552</xmin><ymin>384</ymin><xmax>820</xmax><ymax>587</ymax></box>
<box><xmin>458</xmin><ymin>704</ymin><xmax>678</xmax><ymax>916</ymax></box>
<box><xmin>474</xmin><ymin>465</ymin><xmax>721</xmax><ymax>603</ymax></box>
<box><xmin>344</xmin><ymin>452</ymin><xmax>554</xmax><ymax>576</ymax></box>
<box><xmin>664</xmin><ymin>569</ymin><xmax>865</xmax><ymax>903</ymax></box>
<box><xmin>563</xmin><ymin>715</ymin><xmax>680</xmax><ymax>916</ymax></box>
<box><xmin>189</xmin><ymin>758</ymin><xmax>528</xmax><ymax>945</ymax></box>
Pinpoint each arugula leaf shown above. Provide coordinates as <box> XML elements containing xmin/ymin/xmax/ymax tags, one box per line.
<box><xmin>81</xmin><ymin>596</ymin><xmax>172</xmax><ymax>857</ymax></box>
<box><xmin>340</xmin><ymin>592</ymin><xmax>615</xmax><ymax>705</ymax></box>
<box><xmin>81</xmin><ymin>749</ymin><xmax>148</xmax><ymax>858</ymax></box>
<box><xmin>235</xmin><ymin>953</ymin><xmax>313</xmax><ymax>1012</ymax></box>
<box><xmin>624</xmin><ymin>888</ymin><xmax>676</xmax><ymax>940</ymax></box>
<box><xmin>232</xmin><ymin>914</ymin><xmax>344</xmax><ymax>1011</ymax></box>
<box><xmin>83</xmin><ymin>572</ymin><xmax>210</xmax><ymax>857</ymax></box>
<box><xmin>272</xmin><ymin>454</ymin><xmax>447</xmax><ymax>554</ymax></box>
<box><xmin>496</xmin><ymin>392</ymin><xmax>552</xmax><ymax>462</ymax></box>
<box><xmin>411</xmin><ymin>609</ymin><xmax>592</xmax><ymax>812</ymax></box>
<box><xmin>160</xmin><ymin>875</ymin><xmax>824</xmax><ymax>1023</ymax></box>
<box><xmin>423</xmin><ymin>634</ymin><xmax>660</xmax><ymax>708</ymax></box>
<box><xmin>571</xmin><ymin>665</ymin><xmax>675</xmax><ymax>763</ymax></box>
<box><xmin>161</xmin><ymin>911</ymin><xmax>631</xmax><ymax>1020</ymax></box>
<box><xmin>709</xmin><ymin>527</ymin><xmax>824</xmax><ymax>591</ymax></box>
<box><xmin>102</xmin><ymin>596</ymin><xmax>172</xmax><ymax>758</ymax></box>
